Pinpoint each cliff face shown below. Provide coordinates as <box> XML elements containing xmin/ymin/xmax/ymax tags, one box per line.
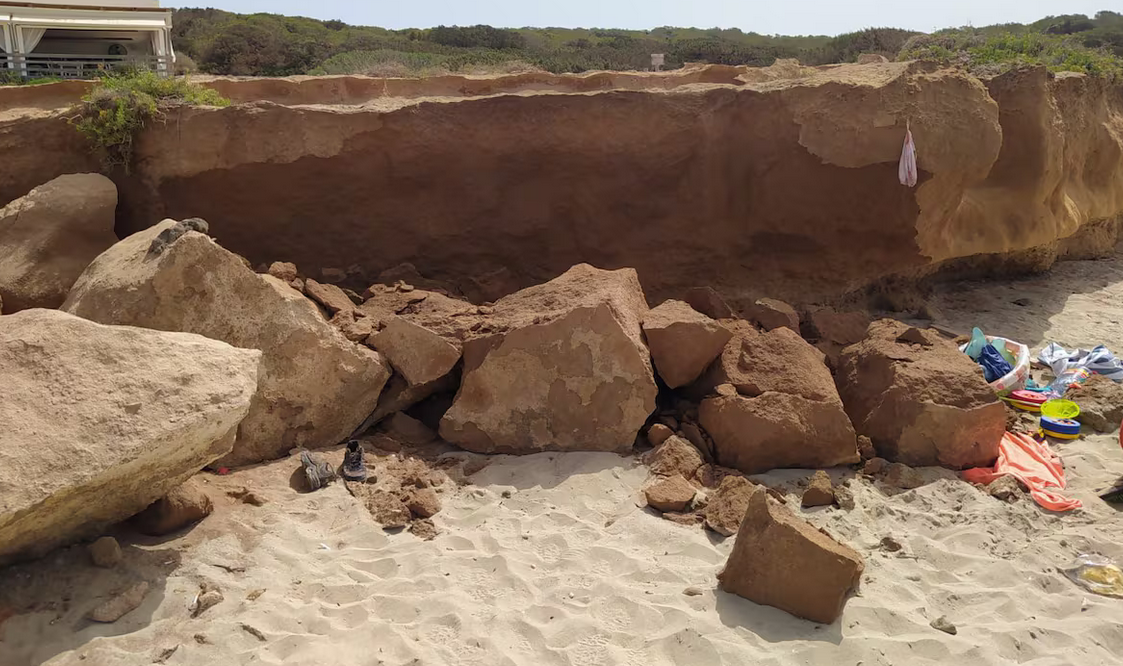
<box><xmin>1</xmin><ymin>62</ymin><xmax>1120</xmax><ymax>304</ymax></box>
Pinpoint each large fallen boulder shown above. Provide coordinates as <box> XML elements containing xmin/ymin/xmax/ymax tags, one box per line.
<box><xmin>62</xmin><ymin>219</ymin><xmax>391</xmax><ymax>466</ymax></box>
<box><xmin>696</xmin><ymin>324</ymin><xmax>859</xmax><ymax>473</ymax></box>
<box><xmin>0</xmin><ymin>173</ymin><xmax>118</xmax><ymax>312</ymax></box>
<box><xmin>0</xmin><ymin>309</ymin><xmax>260</xmax><ymax>565</ymax></box>
<box><xmin>718</xmin><ymin>487</ymin><xmax>863</xmax><ymax>624</ymax></box>
<box><xmin>439</xmin><ymin>264</ymin><xmax>657</xmax><ymax>453</ymax></box>
<box><xmin>642</xmin><ymin>300</ymin><xmax>732</xmax><ymax>388</ymax></box>
<box><xmin>836</xmin><ymin>320</ymin><xmax>1004</xmax><ymax>469</ymax></box>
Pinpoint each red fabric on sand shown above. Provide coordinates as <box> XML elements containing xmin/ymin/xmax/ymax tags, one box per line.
<box><xmin>963</xmin><ymin>431</ymin><xmax>1082</xmax><ymax>512</ymax></box>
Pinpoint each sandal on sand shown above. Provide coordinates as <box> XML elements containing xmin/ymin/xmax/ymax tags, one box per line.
<box><xmin>301</xmin><ymin>451</ymin><xmax>336</xmax><ymax>491</ymax></box>
<box><xmin>342</xmin><ymin>440</ymin><xmax>368</xmax><ymax>482</ymax></box>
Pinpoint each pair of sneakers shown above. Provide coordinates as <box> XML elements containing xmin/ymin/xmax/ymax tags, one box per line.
<box><xmin>300</xmin><ymin>440</ymin><xmax>368</xmax><ymax>490</ymax></box>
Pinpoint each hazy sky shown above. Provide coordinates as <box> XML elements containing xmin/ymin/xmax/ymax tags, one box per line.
<box><xmin>164</xmin><ymin>1</ymin><xmax>1110</xmax><ymax>35</ymax></box>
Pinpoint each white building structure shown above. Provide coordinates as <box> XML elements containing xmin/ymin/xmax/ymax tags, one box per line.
<box><xmin>1</xmin><ymin>0</ymin><xmax>173</xmax><ymax>79</ymax></box>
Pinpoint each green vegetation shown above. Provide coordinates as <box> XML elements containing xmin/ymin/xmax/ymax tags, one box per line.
<box><xmin>71</xmin><ymin>70</ymin><xmax>228</xmax><ymax>171</ymax></box>
<box><xmin>900</xmin><ymin>11</ymin><xmax>1123</xmax><ymax>77</ymax></box>
<box><xmin>168</xmin><ymin>8</ymin><xmax>1123</xmax><ymax>78</ymax></box>
<box><xmin>0</xmin><ymin>73</ymin><xmax>62</xmax><ymax>86</ymax></box>
<box><xmin>171</xmin><ymin>9</ymin><xmax>926</xmax><ymax>75</ymax></box>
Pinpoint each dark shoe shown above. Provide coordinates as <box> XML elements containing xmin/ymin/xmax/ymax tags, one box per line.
<box><xmin>342</xmin><ymin>440</ymin><xmax>368</xmax><ymax>482</ymax></box>
<box><xmin>301</xmin><ymin>451</ymin><xmax>336</xmax><ymax>491</ymax></box>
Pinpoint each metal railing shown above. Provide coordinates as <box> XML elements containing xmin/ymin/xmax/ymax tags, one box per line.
<box><xmin>0</xmin><ymin>53</ymin><xmax>170</xmax><ymax>79</ymax></box>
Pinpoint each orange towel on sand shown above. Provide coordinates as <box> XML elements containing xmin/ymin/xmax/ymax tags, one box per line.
<box><xmin>963</xmin><ymin>432</ymin><xmax>1082</xmax><ymax>512</ymax></box>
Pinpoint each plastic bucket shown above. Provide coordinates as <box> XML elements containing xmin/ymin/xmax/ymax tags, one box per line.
<box><xmin>961</xmin><ymin>336</ymin><xmax>1031</xmax><ymax>396</ymax></box>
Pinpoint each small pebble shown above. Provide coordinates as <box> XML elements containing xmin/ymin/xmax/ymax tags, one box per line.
<box><xmin>930</xmin><ymin>616</ymin><xmax>957</xmax><ymax>635</ymax></box>
<box><xmin>683</xmin><ymin>587</ymin><xmax>704</xmax><ymax>597</ymax></box>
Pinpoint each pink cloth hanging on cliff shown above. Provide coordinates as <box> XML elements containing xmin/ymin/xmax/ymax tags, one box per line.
<box><xmin>963</xmin><ymin>432</ymin><xmax>1082</xmax><ymax>512</ymax></box>
<box><xmin>898</xmin><ymin>124</ymin><xmax>918</xmax><ymax>187</ymax></box>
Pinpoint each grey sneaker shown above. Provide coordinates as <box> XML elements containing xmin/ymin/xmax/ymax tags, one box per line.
<box><xmin>301</xmin><ymin>451</ymin><xmax>336</xmax><ymax>491</ymax></box>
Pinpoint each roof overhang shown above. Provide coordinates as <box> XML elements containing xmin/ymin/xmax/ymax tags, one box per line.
<box><xmin>0</xmin><ymin>4</ymin><xmax>171</xmax><ymax>29</ymax></box>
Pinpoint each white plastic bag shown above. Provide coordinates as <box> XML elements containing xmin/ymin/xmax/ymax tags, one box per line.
<box><xmin>898</xmin><ymin>124</ymin><xmax>918</xmax><ymax>187</ymax></box>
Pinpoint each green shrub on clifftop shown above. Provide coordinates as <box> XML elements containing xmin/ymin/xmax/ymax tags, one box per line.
<box><xmin>71</xmin><ymin>71</ymin><xmax>229</xmax><ymax>172</ymax></box>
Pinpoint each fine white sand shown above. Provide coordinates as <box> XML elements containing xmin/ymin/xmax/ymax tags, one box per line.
<box><xmin>4</xmin><ymin>253</ymin><xmax>1123</xmax><ymax>666</ymax></box>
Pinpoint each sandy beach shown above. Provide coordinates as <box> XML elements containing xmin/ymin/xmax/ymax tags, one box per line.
<box><xmin>4</xmin><ymin>252</ymin><xmax>1123</xmax><ymax>666</ymax></box>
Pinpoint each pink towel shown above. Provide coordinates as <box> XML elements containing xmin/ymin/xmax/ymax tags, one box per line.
<box><xmin>963</xmin><ymin>432</ymin><xmax>1082</xmax><ymax>512</ymax></box>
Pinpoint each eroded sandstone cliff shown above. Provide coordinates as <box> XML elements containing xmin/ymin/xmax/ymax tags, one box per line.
<box><xmin>1</xmin><ymin>61</ymin><xmax>1120</xmax><ymax>305</ymax></box>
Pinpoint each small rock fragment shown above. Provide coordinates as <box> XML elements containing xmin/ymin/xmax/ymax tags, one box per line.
<box><xmin>683</xmin><ymin>286</ymin><xmax>733</xmax><ymax>320</ymax></box>
<box><xmin>342</xmin><ymin>288</ymin><xmax>364</xmax><ymax>306</ymax></box>
<box><xmin>703</xmin><ymin>475</ymin><xmax>757</xmax><ymax>537</ymax></box>
<box><xmin>304</xmin><ymin>279</ymin><xmax>355</xmax><ymax>315</ymax></box>
<box><xmin>647</xmin><ymin>423</ymin><xmax>674</xmax><ymax>447</ymax></box>
<box><xmin>246</xmin><ymin>589</ymin><xmax>265</xmax><ymax>601</ymax></box>
<box><xmin>409</xmin><ymin>518</ymin><xmax>439</xmax><ymax>540</ymax></box>
<box><xmin>834</xmin><ymin>485</ymin><xmax>855</xmax><ymax>510</ymax></box>
<box><xmin>405</xmin><ymin>487</ymin><xmax>442</xmax><ymax>519</ymax></box>
<box><xmin>645</xmin><ymin>475</ymin><xmax>697</xmax><ymax>513</ymax></box>
<box><xmin>930</xmin><ymin>616</ymin><xmax>957</xmax><ymax>635</ymax></box>
<box><xmin>986</xmin><ymin>475</ymin><xmax>1024</xmax><ymax>502</ymax></box>
<box><xmin>267</xmin><ymin>261</ymin><xmax>298</xmax><ymax>282</ymax></box>
<box><xmin>857</xmin><ymin>435</ymin><xmax>877</xmax><ymax>461</ymax></box>
<box><xmin>192</xmin><ymin>589</ymin><xmax>223</xmax><ymax>618</ymax></box>
<box><xmin>89</xmin><ymin>581</ymin><xmax>149</xmax><ymax>623</ymax></box>
<box><xmin>240</xmin><ymin>623</ymin><xmax>267</xmax><ymax>642</ymax></box>
<box><xmin>882</xmin><ymin>463</ymin><xmax>925</xmax><ymax>490</ymax></box>
<box><xmin>683</xmin><ymin>587</ymin><xmax>704</xmax><ymax>597</ymax></box>
<box><xmin>644</xmin><ymin>435</ymin><xmax>704</xmax><ymax>479</ymax></box>
<box><xmin>746</xmin><ymin>297</ymin><xmax>800</xmax><ymax>332</ymax></box>
<box><xmin>879</xmin><ymin>536</ymin><xmax>903</xmax><ymax>553</ymax></box>
<box><xmin>863</xmin><ymin>457</ymin><xmax>888</xmax><ymax>475</ymax></box>
<box><xmin>679</xmin><ymin>422</ymin><xmax>714</xmax><ymax>462</ymax></box>
<box><xmin>88</xmin><ymin>536</ymin><xmax>122</xmax><ymax>569</ymax></box>
<box><xmin>154</xmin><ymin>646</ymin><xmax>179</xmax><ymax>664</ymax></box>
<box><xmin>133</xmin><ymin>479</ymin><xmax>213</xmax><ymax>536</ymax></box>
<box><xmin>662</xmin><ymin>512</ymin><xmax>703</xmax><ymax>527</ymax></box>
<box><xmin>801</xmin><ymin>471</ymin><xmax>835</xmax><ymax>508</ymax></box>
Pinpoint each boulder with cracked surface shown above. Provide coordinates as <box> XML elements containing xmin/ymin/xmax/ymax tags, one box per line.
<box><xmin>642</xmin><ymin>299</ymin><xmax>732</xmax><ymax>388</ymax></box>
<box><xmin>439</xmin><ymin>264</ymin><xmax>657</xmax><ymax>454</ymax></box>
<box><xmin>695</xmin><ymin>322</ymin><xmax>859</xmax><ymax>474</ymax></box>
<box><xmin>836</xmin><ymin>319</ymin><xmax>1004</xmax><ymax>469</ymax></box>
<box><xmin>0</xmin><ymin>309</ymin><xmax>259</xmax><ymax>566</ymax></box>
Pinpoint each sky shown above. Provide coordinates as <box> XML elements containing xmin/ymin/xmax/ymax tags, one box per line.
<box><xmin>163</xmin><ymin>1</ymin><xmax>1112</xmax><ymax>35</ymax></box>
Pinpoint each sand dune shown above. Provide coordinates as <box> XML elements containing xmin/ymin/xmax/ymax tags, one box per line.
<box><xmin>4</xmin><ymin>253</ymin><xmax>1123</xmax><ymax>665</ymax></box>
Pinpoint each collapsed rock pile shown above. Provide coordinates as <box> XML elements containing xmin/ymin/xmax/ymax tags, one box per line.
<box><xmin>0</xmin><ymin>187</ymin><xmax>990</xmax><ymax>627</ymax></box>
<box><xmin>62</xmin><ymin>219</ymin><xmax>392</xmax><ymax>466</ymax></box>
